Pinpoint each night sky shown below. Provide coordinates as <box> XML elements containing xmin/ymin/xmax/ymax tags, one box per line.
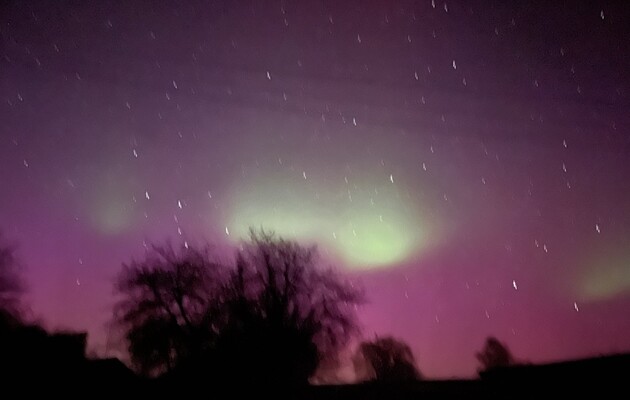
<box><xmin>1</xmin><ymin>1</ymin><xmax>629</xmax><ymax>378</ymax></box>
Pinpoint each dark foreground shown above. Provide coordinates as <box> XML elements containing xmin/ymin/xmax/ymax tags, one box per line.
<box><xmin>2</xmin><ymin>326</ymin><xmax>628</xmax><ymax>398</ymax></box>
<box><xmin>8</xmin><ymin>356</ymin><xmax>629</xmax><ymax>399</ymax></box>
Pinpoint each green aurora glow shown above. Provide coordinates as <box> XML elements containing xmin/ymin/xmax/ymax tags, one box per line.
<box><xmin>225</xmin><ymin>170</ymin><xmax>429</xmax><ymax>269</ymax></box>
<box><xmin>581</xmin><ymin>255</ymin><xmax>630</xmax><ymax>301</ymax></box>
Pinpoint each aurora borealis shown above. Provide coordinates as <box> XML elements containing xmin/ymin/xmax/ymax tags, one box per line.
<box><xmin>1</xmin><ymin>0</ymin><xmax>630</xmax><ymax>378</ymax></box>
<box><xmin>226</xmin><ymin>165</ymin><xmax>429</xmax><ymax>268</ymax></box>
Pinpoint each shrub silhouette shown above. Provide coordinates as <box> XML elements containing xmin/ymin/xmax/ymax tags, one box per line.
<box><xmin>476</xmin><ymin>336</ymin><xmax>514</xmax><ymax>373</ymax></box>
<box><xmin>354</xmin><ymin>336</ymin><xmax>421</xmax><ymax>382</ymax></box>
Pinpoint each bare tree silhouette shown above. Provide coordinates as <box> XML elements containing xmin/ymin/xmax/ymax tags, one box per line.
<box><xmin>0</xmin><ymin>234</ymin><xmax>24</xmax><ymax>318</ymax></box>
<box><xmin>114</xmin><ymin>230</ymin><xmax>364</xmax><ymax>384</ymax></box>
<box><xmin>476</xmin><ymin>336</ymin><xmax>514</xmax><ymax>373</ymax></box>
<box><xmin>114</xmin><ymin>243</ymin><xmax>221</xmax><ymax>376</ymax></box>
<box><xmin>354</xmin><ymin>336</ymin><xmax>421</xmax><ymax>382</ymax></box>
<box><xmin>207</xmin><ymin>230</ymin><xmax>365</xmax><ymax>386</ymax></box>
